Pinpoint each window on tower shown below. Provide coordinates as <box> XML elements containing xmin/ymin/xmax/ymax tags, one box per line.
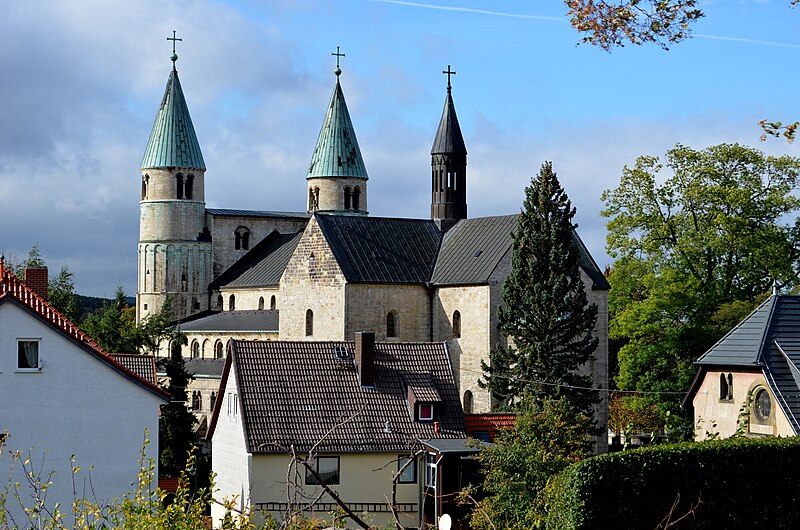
<box><xmin>176</xmin><ymin>174</ymin><xmax>184</xmax><ymax>199</ymax></box>
<box><xmin>344</xmin><ymin>187</ymin><xmax>351</xmax><ymax>209</ymax></box>
<box><xmin>353</xmin><ymin>187</ymin><xmax>361</xmax><ymax>211</ymax></box>
<box><xmin>234</xmin><ymin>227</ymin><xmax>250</xmax><ymax>250</ymax></box>
<box><xmin>306</xmin><ymin>309</ymin><xmax>314</xmax><ymax>336</ymax></box>
<box><xmin>185</xmin><ymin>174</ymin><xmax>194</xmax><ymax>199</ymax></box>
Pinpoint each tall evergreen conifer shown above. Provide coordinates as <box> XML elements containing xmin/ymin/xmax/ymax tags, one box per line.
<box><xmin>481</xmin><ymin>162</ymin><xmax>598</xmax><ymax>414</ymax></box>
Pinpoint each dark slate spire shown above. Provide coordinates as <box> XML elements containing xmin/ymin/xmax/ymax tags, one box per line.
<box><xmin>307</xmin><ymin>76</ymin><xmax>368</xmax><ymax>180</ymax></box>
<box><xmin>141</xmin><ymin>67</ymin><xmax>205</xmax><ymax>170</ymax></box>
<box><xmin>431</xmin><ymin>66</ymin><xmax>467</xmax><ymax>229</ymax></box>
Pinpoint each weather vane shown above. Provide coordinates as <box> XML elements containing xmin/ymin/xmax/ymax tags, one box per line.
<box><xmin>167</xmin><ymin>30</ymin><xmax>182</xmax><ymax>67</ymax></box>
<box><xmin>332</xmin><ymin>46</ymin><xmax>345</xmax><ymax>77</ymax></box>
<box><xmin>443</xmin><ymin>65</ymin><xmax>456</xmax><ymax>90</ymax></box>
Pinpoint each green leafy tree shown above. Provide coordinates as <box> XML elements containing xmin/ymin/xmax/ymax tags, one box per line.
<box><xmin>468</xmin><ymin>397</ymin><xmax>595</xmax><ymax>530</ymax></box>
<box><xmin>82</xmin><ymin>287</ymin><xmax>141</xmax><ymax>353</ymax></box>
<box><xmin>603</xmin><ymin>143</ymin><xmax>800</xmax><ymax>421</ymax></box>
<box><xmin>481</xmin><ymin>161</ymin><xmax>599</xmax><ymax>415</ymax></box>
<box><xmin>47</xmin><ymin>265</ymin><xmax>79</xmax><ymax>322</ymax></box>
<box><xmin>158</xmin><ymin>336</ymin><xmax>198</xmax><ymax>476</ymax></box>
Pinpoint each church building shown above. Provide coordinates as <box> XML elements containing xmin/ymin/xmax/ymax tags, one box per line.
<box><xmin>136</xmin><ymin>46</ymin><xmax>609</xmax><ymax>427</ymax></box>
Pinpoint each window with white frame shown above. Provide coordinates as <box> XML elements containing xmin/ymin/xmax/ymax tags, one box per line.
<box><xmin>17</xmin><ymin>340</ymin><xmax>40</xmax><ymax>370</ymax></box>
<box><xmin>227</xmin><ymin>393</ymin><xmax>238</xmax><ymax>417</ymax></box>
<box><xmin>425</xmin><ymin>452</ymin><xmax>437</xmax><ymax>487</ymax></box>
<box><xmin>418</xmin><ymin>403</ymin><xmax>434</xmax><ymax>421</ymax></box>
<box><xmin>305</xmin><ymin>456</ymin><xmax>340</xmax><ymax>485</ymax></box>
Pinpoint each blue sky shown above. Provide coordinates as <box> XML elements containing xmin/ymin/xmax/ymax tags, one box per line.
<box><xmin>1</xmin><ymin>0</ymin><xmax>799</xmax><ymax>297</ymax></box>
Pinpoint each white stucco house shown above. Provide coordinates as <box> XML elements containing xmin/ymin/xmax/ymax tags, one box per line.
<box><xmin>0</xmin><ymin>262</ymin><xmax>168</xmax><ymax>524</ymax></box>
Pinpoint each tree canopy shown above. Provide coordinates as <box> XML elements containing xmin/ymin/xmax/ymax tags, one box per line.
<box><xmin>603</xmin><ymin>143</ymin><xmax>800</xmax><ymax>419</ymax></box>
<box><xmin>481</xmin><ymin>162</ymin><xmax>598</xmax><ymax>414</ymax></box>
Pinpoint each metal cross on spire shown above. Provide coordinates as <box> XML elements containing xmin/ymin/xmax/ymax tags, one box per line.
<box><xmin>332</xmin><ymin>46</ymin><xmax>345</xmax><ymax>76</ymax></box>
<box><xmin>443</xmin><ymin>65</ymin><xmax>456</xmax><ymax>91</ymax></box>
<box><xmin>168</xmin><ymin>30</ymin><xmax>182</xmax><ymax>68</ymax></box>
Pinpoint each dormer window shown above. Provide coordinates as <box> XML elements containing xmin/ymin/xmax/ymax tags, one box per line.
<box><xmin>418</xmin><ymin>403</ymin><xmax>434</xmax><ymax>421</ymax></box>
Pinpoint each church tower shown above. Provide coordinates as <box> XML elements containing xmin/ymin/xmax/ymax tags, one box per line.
<box><xmin>137</xmin><ymin>35</ymin><xmax>212</xmax><ymax>323</ymax></box>
<box><xmin>306</xmin><ymin>48</ymin><xmax>369</xmax><ymax>215</ymax></box>
<box><xmin>431</xmin><ymin>65</ymin><xmax>467</xmax><ymax>231</ymax></box>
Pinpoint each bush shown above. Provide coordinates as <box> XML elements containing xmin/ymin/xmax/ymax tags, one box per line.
<box><xmin>539</xmin><ymin>436</ymin><xmax>800</xmax><ymax>529</ymax></box>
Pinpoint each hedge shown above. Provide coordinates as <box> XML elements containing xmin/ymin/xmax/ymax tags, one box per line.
<box><xmin>539</xmin><ymin>436</ymin><xmax>800</xmax><ymax>529</ymax></box>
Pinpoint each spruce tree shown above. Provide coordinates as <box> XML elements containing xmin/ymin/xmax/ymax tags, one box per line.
<box><xmin>158</xmin><ymin>335</ymin><xmax>198</xmax><ymax>476</ymax></box>
<box><xmin>481</xmin><ymin>162</ymin><xmax>598</xmax><ymax>414</ymax></box>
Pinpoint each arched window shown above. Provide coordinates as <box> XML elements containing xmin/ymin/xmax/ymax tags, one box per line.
<box><xmin>217</xmin><ymin>294</ymin><xmax>223</xmax><ymax>310</ymax></box>
<box><xmin>463</xmin><ymin>390</ymin><xmax>473</xmax><ymax>414</ymax></box>
<box><xmin>270</xmin><ymin>295</ymin><xmax>276</xmax><ymax>310</ymax></box>
<box><xmin>387</xmin><ymin>312</ymin><xmax>397</xmax><ymax>338</ymax></box>
<box><xmin>306</xmin><ymin>309</ymin><xmax>314</xmax><ymax>337</ymax></box>
<box><xmin>258</xmin><ymin>297</ymin><xmax>265</xmax><ymax>310</ymax></box>
<box><xmin>727</xmin><ymin>373</ymin><xmax>734</xmax><ymax>400</ymax></box>
<box><xmin>191</xmin><ymin>340</ymin><xmax>200</xmax><ymax>359</ymax></box>
<box><xmin>452</xmin><ymin>310</ymin><xmax>461</xmax><ymax>339</ymax></box>
<box><xmin>210</xmin><ymin>391</ymin><xmax>217</xmax><ymax>411</ymax></box>
<box><xmin>229</xmin><ymin>294</ymin><xmax>236</xmax><ymax>311</ymax></box>
<box><xmin>234</xmin><ymin>226</ymin><xmax>251</xmax><ymax>251</ymax></box>
<box><xmin>720</xmin><ymin>373</ymin><xmax>729</xmax><ymax>400</ymax></box>
<box><xmin>202</xmin><ymin>339</ymin><xmax>210</xmax><ymax>359</ymax></box>
<box><xmin>192</xmin><ymin>391</ymin><xmax>201</xmax><ymax>411</ymax></box>
<box><xmin>344</xmin><ymin>187</ymin><xmax>351</xmax><ymax>209</ymax></box>
<box><xmin>309</xmin><ymin>188</ymin><xmax>315</xmax><ymax>211</ymax></box>
<box><xmin>176</xmin><ymin>173</ymin><xmax>184</xmax><ymax>199</ymax></box>
<box><xmin>353</xmin><ymin>187</ymin><xmax>361</xmax><ymax>211</ymax></box>
<box><xmin>142</xmin><ymin>175</ymin><xmax>149</xmax><ymax>200</ymax></box>
<box><xmin>215</xmin><ymin>340</ymin><xmax>224</xmax><ymax>359</ymax></box>
<box><xmin>185</xmin><ymin>174</ymin><xmax>194</xmax><ymax>199</ymax></box>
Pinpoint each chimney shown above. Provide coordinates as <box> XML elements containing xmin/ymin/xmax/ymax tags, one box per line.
<box><xmin>354</xmin><ymin>332</ymin><xmax>375</xmax><ymax>387</ymax></box>
<box><xmin>25</xmin><ymin>267</ymin><xmax>48</xmax><ymax>301</ymax></box>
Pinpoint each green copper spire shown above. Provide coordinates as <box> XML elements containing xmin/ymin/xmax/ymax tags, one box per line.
<box><xmin>307</xmin><ymin>56</ymin><xmax>368</xmax><ymax>180</ymax></box>
<box><xmin>141</xmin><ymin>36</ymin><xmax>205</xmax><ymax>170</ymax></box>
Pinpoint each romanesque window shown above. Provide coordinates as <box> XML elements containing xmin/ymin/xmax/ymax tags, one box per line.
<box><xmin>215</xmin><ymin>340</ymin><xmax>224</xmax><ymax>359</ymax></box>
<box><xmin>210</xmin><ymin>391</ymin><xmax>217</xmax><ymax>411</ymax></box>
<box><xmin>142</xmin><ymin>175</ymin><xmax>149</xmax><ymax>200</ymax></box>
<box><xmin>229</xmin><ymin>294</ymin><xmax>236</xmax><ymax>311</ymax></box>
<box><xmin>185</xmin><ymin>174</ymin><xmax>194</xmax><ymax>199</ymax></box>
<box><xmin>191</xmin><ymin>340</ymin><xmax>200</xmax><ymax>359</ymax></box>
<box><xmin>386</xmin><ymin>312</ymin><xmax>397</xmax><ymax>338</ymax></box>
<box><xmin>234</xmin><ymin>226</ymin><xmax>250</xmax><ymax>250</ymax></box>
<box><xmin>309</xmin><ymin>188</ymin><xmax>315</xmax><ymax>211</ymax></box>
<box><xmin>353</xmin><ymin>187</ymin><xmax>361</xmax><ymax>211</ymax></box>
<box><xmin>202</xmin><ymin>339</ymin><xmax>209</xmax><ymax>359</ymax></box>
<box><xmin>192</xmin><ymin>391</ymin><xmax>202</xmax><ymax>411</ymax></box>
<box><xmin>463</xmin><ymin>390</ymin><xmax>473</xmax><ymax>413</ymax></box>
<box><xmin>217</xmin><ymin>294</ymin><xmax>223</xmax><ymax>310</ymax></box>
<box><xmin>270</xmin><ymin>295</ymin><xmax>276</xmax><ymax>310</ymax></box>
<box><xmin>344</xmin><ymin>187</ymin><xmax>351</xmax><ymax>209</ymax></box>
<box><xmin>306</xmin><ymin>309</ymin><xmax>314</xmax><ymax>336</ymax></box>
<box><xmin>176</xmin><ymin>173</ymin><xmax>184</xmax><ymax>199</ymax></box>
<box><xmin>720</xmin><ymin>373</ymin><xmax>733</xmax><ymax>401</ymax></box>
<box><xmin>258</xmin><ymin>297</ymin><xmax>265</xmax><ymax>310</ymax></box>
<box><xmin>452</xmin><ymin>310</ymin><xmax>461</xmax><ymax>339</ymax></box>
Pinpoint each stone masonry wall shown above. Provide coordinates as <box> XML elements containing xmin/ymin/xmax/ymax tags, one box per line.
<box><xmin>344</xmin><ymin>284</ymin><xmax>430</xmax><ymax>341</ymax></box>
<box><xmin>308</xmin><ymin>177</ymin><xmax>368</xmax><ymax>214</ymax></box>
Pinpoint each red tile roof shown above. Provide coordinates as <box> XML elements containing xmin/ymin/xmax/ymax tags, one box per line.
<box><xmin>465</xmin><ymin>413</ymin><xmax>516</xmax><ymax>439</ymax></box>
<box><xmin>0</xmin><ymin>258</ymin><xmax>168</xmax><ymax>400</ymax></box>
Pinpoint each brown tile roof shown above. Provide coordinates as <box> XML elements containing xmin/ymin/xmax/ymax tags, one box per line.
<box><xmin>208</xmin><ymin>340</ymin><xmax>466</xmax><ymax>453</ymax></box>
<box><xmin>0</xmin><ymin>259</ymin><xmax>169</xmax><ymax>401</ymax></box>
<box><xmin>465</xmin><ymin>413</ymin><xmax>516</xmax><ymax>433</ymax></box>
<box><xmin>111</xmin><ymin>354</ymin><xmax>158</xmax><ymax>385</ymax></box>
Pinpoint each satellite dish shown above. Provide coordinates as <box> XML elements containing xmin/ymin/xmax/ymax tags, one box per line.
<box><xmin>439</xmin><ymin>513</ymin><xmax>452</xmax><ymax>530</ymax></box>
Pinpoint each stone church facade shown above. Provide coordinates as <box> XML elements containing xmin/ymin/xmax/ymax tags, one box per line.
<box><xmin>136</xmin><ymin>52</ymin><xmax>610</xmax><ymax>438</ymax></box>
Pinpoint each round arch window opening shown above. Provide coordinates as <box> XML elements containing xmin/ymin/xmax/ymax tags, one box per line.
<box><xmin>755</xmin><ymin>389</ymin><xmax>772</xmax><ymax>421</ymax></box>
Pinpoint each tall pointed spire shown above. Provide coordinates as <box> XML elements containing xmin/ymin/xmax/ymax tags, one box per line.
<box><xmin>306</xmin><ymin>48</ymin><xmax>369</xmax><ymax>215</ymax></box>
<box><xmin>431</xmin><ymin>65</ymin><xmax>467</xmax><ymax>229</ymax></box>
<box><xmin>141</xmin><ymin>44</ymin><xmax>205</xmax><ymax>170</ymax></box>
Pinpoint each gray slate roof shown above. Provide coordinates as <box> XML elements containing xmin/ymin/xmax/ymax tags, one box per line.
<box><xmin>696</xmin><ymin>297</ymin><xmax>775</xmax><ymax>367</ymax></box>
<box><xmin>206</xmin><ymin>209</ymin><xmax>310</xmax><ymax>220</ymax></box>
<box><xmin>211</xmin><ymin>230</ymin><xmax>303</xmax><ymax>289</ymax></box>
<box><xmin>185</xmin><ymin>358</ymin><xmax>226</xmax><ymax>378</ymax></box>
<box><xmin>307</xmin><ymin>79</ymin><xmax>368</xmax><ymax>180</ymax></box>
<box><xmin>179</xmin><ymin>310</ymin><xmax>279</xmax><ymax>333</ymax></box>
<box><xmin>431</xmin><ymin>88</ymin><xmax>467</xmax><ymax>155</ymax></box>
<box><xmin>216</xmin><ymin>340</ymin><xmax>466</xmax><ymax>453</ymax></box>
<box><xmin>141</xmin><ymin>68</ymin><xmax>205</xmax><ymax>170</ymax></box>
<box><xmin>316</xmin><ymin>214</ymin><xmax>441</xmax><ymax>284</ymax></box>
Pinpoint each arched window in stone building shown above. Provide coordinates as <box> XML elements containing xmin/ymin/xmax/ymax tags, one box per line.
<box><xmin>234</xmin><ymin>226</ymin><xmax>250</xmax><ymax>250</ymax></box>
<box><xmin>215</xmin><ymin>340</ymin><xmax>224</xmax><ymax>359</ymax></box>
<box><xmin>191</xmin><ymin>340</ymin><xmax>200</xmax><ymax>359</ymax></box>
<box><xmin>353</xmin><ymin>187</ymin><xmax>361</xmax><ymax>211</ymax></box>
<box><xmin>258</xmin><ymin>297</ymin><xmax>265</xmax><ymax>310</ymax></box>
<box><xmin>270</xmin><ymin>295</ymin><xmax>276</xmax><ymax>310</ymax></box>
<box><xmin>229</xmin><ymin>294</ymin><xmax>236</xmax><ymax>311</ymax></box>
<box><xmin>386</xmin><ymin>312</ymin><xmax>397</xmax><ymax>338</ymax></box>
<box><xmin>463</xmin><ymin>390</ymin><xmax>473</xmax><ymax>413</ymax></box>
<box><xmin>728</xmin><ymin>373</ymin><xmax>734</xmax><ymax>399</ymax></box>
<box><xmin>191</xmin><ymin>391</ymin><xmax>201</xmax><ymax>411</ymax></box>
<box><xmin>176</xmin><ymin>173</ymin><xmax>184</xmax><ymax>199</ymax></box>
<box><xmin>309</xmin><ymin>188</ymin><xmax>315</xmax><ymax>211</ymax></box>
<box><xmin>719</xmin><ymin>373</ymin><xmax>728</xmax><ymax>400</ymax></box>
<box><xmin>185</xmin><ymin>174</ymin><xmax>194</xmax><ymax>200</ymax></box>
<box><xmin>344</xmin><ymin>187</ymin><xmax>351</xmax><ymax>209</ymax></box>
<box><xmin>217</xmin><ymin>294</ymin><xmax>223</xmax><ymax>310</ymax></box>
<box><xmin>142</xmin><ymin>175</ymin><xmax>149</xmax><ymax>200</ymax></box>
<box><xmin>306</xmin><ymin>309</ymin><xmax>314</xmax><ymax>337</ymax></box>
<box><xmin>202</xmin><ymin>339</ymin><xmax>209</xmax><ymax>359</ymax></box>
<box><xmin>210</xmin><ymin>391</ymin><xmax>217</xmax><ymax>411</ymax></box>
<box><xmin>452</xmin><ymin>310</ymin><xmax>461</xmax><ymax>339</ymax></box>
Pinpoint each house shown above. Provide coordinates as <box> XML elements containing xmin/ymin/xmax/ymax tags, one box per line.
<box><xmin>687</xmin><ymin>294</ymin><xmax>800</xmax><ymax>439</ymax></box>
<box><xmin>137</xmin><ymin>48</ymin><xmax>609</xmax><ymax>447</ymax></box>
<box><xmin>206</xmin><ymin>333</ymin><xmax>468</xmax><ymax>528</ymax></box>
<box><xmin>0</xmin><ymin>261</ymin><xmax>168</xmax><ymax>522</ymax></box>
